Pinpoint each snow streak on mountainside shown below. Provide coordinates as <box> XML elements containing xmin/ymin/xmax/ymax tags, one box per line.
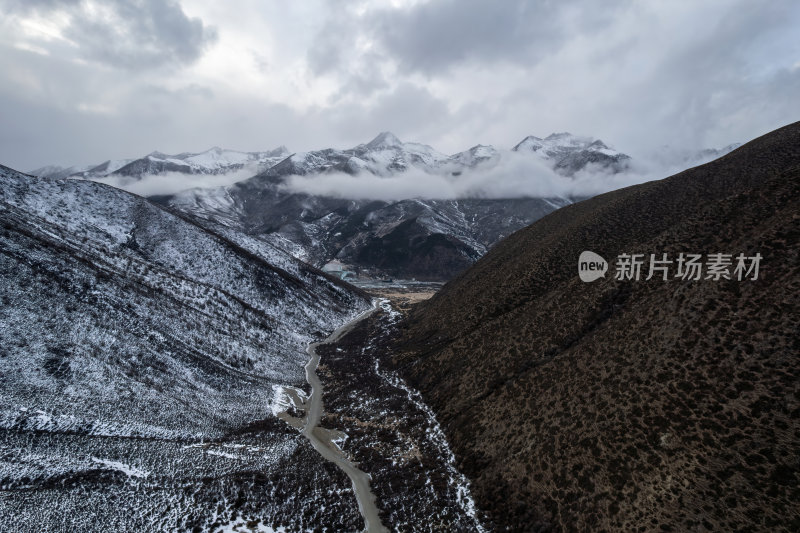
<box><xmin>0</xmin><ymin>164</ymin><xmax>373</xmax><ymax>531</ymax></box>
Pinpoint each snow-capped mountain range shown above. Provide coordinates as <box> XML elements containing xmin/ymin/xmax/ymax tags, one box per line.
<box><xmin>31</xmin><ymin>145</ymin><xmax>290</xmax><ymax>181</ymax></box>
<box><xmin>30</xmin><ymin>132</ymin><xmax>738</xmax><ymax>280</ymax></box>
<box><xmin>258</xmin><ymin>130</ymin><xmax>630</xmax><ymax>179</ymax></box>
<box><xmin>28</xmin><ymin>131</ymin><xmax>635</xmax><ymax>280</ymax></box>
<box><xmin>32</xmin><ymin>130</ymin><xmax>631</xmax><ymax>182</ymax></box>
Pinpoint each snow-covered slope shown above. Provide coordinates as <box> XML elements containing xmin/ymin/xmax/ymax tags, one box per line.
<box><xmin>0</xmin><ymin>164</ymin><xmax>371</xmax><ymax>531</ymax></box>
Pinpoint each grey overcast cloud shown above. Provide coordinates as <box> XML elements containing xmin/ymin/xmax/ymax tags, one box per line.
<box><xmin>0</xmin><ymin>0</ymin><xmax>798</xmax><ymax>171</ymax></box>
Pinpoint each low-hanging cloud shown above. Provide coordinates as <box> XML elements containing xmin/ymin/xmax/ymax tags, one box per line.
<box><xmin>92</xmin><ymin>164</ymin><xmax>260</xmax><ymax>197</ymax></box>
<box><xmin>280</xmin><ymin>151</ymin><xmax>688</xmax><ymax>202</ymax></box>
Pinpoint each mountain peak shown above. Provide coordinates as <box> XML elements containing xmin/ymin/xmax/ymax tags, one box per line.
<box><xmin>588</xmin><ymin>139</ymin><xmax>609</xmax><ymax>150</ymax></box>
<box><xmin>270</xmin><ymin>145</ymin><xmax>290</xmax><ymax>157</ymax></box>
<box><xmin>366</xmin><ymin>131</ymin><xmax>402</xmax><ymax>149</ymax></box>
<box><xmin>512</xmin><ymin>135</ymin><xmax>545</xmax><ymax>152</ymax></box>
<box><xmin>545</xmin><ymin>132</ymin><xmax>573</xmax><ymax>141</ymax></box>
<box><xmin>469</xmin><ymin>144</ymin><xmax>492</xmax><ymax>151</ymax></box>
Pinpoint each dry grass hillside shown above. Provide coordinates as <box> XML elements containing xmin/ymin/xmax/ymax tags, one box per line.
<box><xmin>394</xmin><ymin>121</ymin><xmax>800</xmax><ymax>531</ymax></box>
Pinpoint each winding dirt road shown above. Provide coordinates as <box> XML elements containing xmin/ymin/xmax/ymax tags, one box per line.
<box><xmin>302</xmin><ymin>302</ymin><xmax>388</xmax><ymax>533</ymax></box>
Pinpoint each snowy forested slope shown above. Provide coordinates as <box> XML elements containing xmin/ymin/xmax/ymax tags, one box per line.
<box><xmin>0</xmin><ymin>164</ymin><xmax>371</xmax><ymax>531</ymax></box>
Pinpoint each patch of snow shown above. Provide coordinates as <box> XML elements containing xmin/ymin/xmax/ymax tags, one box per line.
<box><xmin>91</xmin><ymin>457</ymin><xmax>150</xmax><ymax>478</ymax></box>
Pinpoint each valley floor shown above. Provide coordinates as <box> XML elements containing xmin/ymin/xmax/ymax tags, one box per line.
<box><xmin>1</xmin><ymin>296</ymin><xmax>486</xmax><ymax>532</ymax></box>
<box><xmin>351</xmin><ymin>281</ymin><xmax>442</xmax><ymax>312</ymax></box>
<box><xmin>310</xmin><ymin>299</ymin><xmax>485</xmax><ymax>532</ymax></box>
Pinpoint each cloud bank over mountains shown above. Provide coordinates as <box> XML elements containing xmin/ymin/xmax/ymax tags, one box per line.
<box><xmin>280</xmin><ymin>151</ymin><xmax>716</xmax><ymax>202</ymax></box>
<box><xmin>94</xmin><ymin>164</ymin><xmax>260</xmax><ymax>197</ymax></box>
<box><xmin>69</xmin><ymin>131</ymin><xmax>732</xmax><ymax>201</ymax></box>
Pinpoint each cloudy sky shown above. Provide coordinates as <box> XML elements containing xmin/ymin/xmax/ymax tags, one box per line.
<box><xmin>0</xmin><ymin>0</ymin><xmax>798</xmax><ymax>171</ymax></box>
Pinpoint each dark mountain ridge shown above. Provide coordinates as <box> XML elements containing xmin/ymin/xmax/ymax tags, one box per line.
<box><xmin>392</xmin><ymin>121</ymin><xmax>800</xmax><ymax>531</ymax></box>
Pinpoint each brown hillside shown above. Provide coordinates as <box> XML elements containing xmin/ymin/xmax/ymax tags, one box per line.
<box><xmin>393</xmin><ymin>121</ymin><xmax>800</xmax><ymax>531</ymax></box>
